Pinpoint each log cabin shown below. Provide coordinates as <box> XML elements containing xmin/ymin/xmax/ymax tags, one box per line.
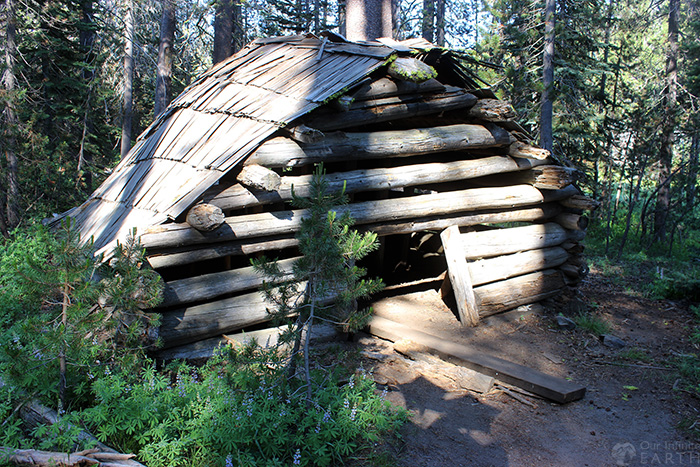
<box><xmin>53</xmin><ymin>33</ymin><xmax>598</xmax><ymax>359</ymax></box>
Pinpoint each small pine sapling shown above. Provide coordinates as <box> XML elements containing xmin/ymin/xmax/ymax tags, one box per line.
<box><xmin>254</xmin><ymin>164</ymin><xmax>383</xmax><ymax>401</ymax></box>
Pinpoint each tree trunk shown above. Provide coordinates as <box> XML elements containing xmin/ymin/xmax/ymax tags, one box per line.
<box><xmin>345</xmin><ymin>0</ymin><xmax>393</xmax><ymax>41</ymax></box>
<box><xmin>539</xmin><ymin>0</ymin><xmax>555</xmax><ymax>152</ymax></box>
<box><xmin>213</xmin><ymin>0</ymin><xmax>232</xmax><ymax>65</ymax></box>
<box><xmin>435</xmin><ymin>0</ymin><xmax>445</xmax><ymax>46</ymax></box>
<box><xmin>78</xmin><ymin>0</ymin><xmax>95</xmax><ymax>191</ymax></box>
<box><xmin>1</xmin><ymin>0</ymin><xmax>19</xmax><ymax>230</ymax></box>
<box><xmin>154</xmin><ymin>0</ymin><xmax>176</xmax><ymax>118</ymax></box>
<box><xmin>120</xmin><ymin>0</ymin><xmax>135</xmax><ymax>159</ymax></box>
<box><xmin>653</xmin><ymin>0</ymin><xmax>679</xmax><ymax>243</ymax></box>
<box><xmin>421</xmin><ymin>0</ymin><xmax>434</xmax><ymax>42</ymax></box>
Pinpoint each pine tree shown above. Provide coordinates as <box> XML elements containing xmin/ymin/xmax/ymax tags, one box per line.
<box><xmin>254</xmin><ymin>165</ymin><xmax>383</xmax><ymax>402</ymax></box>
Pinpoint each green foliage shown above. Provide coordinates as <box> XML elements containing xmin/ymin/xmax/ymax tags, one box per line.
<box><xmin>649</xmin><ymin>265</ymin><xmax>700</xmax><ymax>302</ymax></box>
<box><xmin>574</xmin><ymin>312</ymin><xmax>612</xmax><ymax>336</ymax></box>
<box><xmin>76</xmin><ymin>346</ymin><xmax>406</xmax><ymax>467</ymax></box>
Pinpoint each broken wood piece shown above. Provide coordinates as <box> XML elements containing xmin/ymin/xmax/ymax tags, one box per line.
<box><xmin>0</xmin><ymin>447</ymin><xmax>99</xmax><ymax>466</ymax></box>
<box><xmin>493</xmin><ymin>384</ymin><xmax>538</xmax><ymax>408</ymax></box>
<box><xmin>440</xmin><ymin>225</ymin><xmax>480</xmax><ymax>326</ymax></box>
<box><xmin>509</xmin><ymin>141</ymin><xmax>550</xmax><ymax>160</ymax></box>
<box><xmin>185</xmin><ymin>203</ymin><xmax>225</xmax><ymax>232</ymax></box>
<box><xmin>367</xmin><ymin>315</ymin><xmax>586</xmax><ymax>403</ymax></box>
<box><xmin>236</xmin><ymin>164</ymin><xmax>281</xmax><ymax>192</ymax></box>
<box><xmin>387</xmin><ymin>57</ymin><xmax>438</xmax><ymax>83</ymax></box>
<box><xmin>559</xmin><ymin>194</ymin><xmax>601</xmax><ymax>211</ymax></box>
<box><xmin>393</xmin><ymin>339</ymin><xmax>494</xmax><ymax>393</ymax></box>
<box><xmin>467</xmin><ymin>98</ymin><xmax>517</xmax><ymax>122</ymax></box>
<box><xmin>509</xmin><ymin>165</ymin><xmax>578</xmax><ymax>190</ymax></box>
<box><xmin>283</xmin><ymin>123</ymin><xmax>324</xmax><ymax>143</ymax></box>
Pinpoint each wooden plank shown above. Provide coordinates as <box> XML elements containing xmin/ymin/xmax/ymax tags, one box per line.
<box><xmin>246</xmin><ymin>124</ymin><xmax>514</xmax><ymax>168</ymax></box>
<box><xmin>440</xmin><ymin>226</ymin><xmax>479</xmax><ymax>326</ymax></box>
<box><xmin>461</xmin><ymin>222</ymin><xmax>569</xmax><ymax>260</ymax></box>
<box><xmin>468</xmin><ymin>246</ymin><xmax>569</xmax><ymax>287</ymax></box>
<box><xmin>367</xmin><ymin>315</ymin><xmax>586</xmax><ymax>403</ymax></box>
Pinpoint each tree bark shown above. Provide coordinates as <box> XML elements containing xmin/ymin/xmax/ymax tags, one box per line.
<box><xmin>120</xmin><ymin>0</ymin><xmax>135</xmax><ymax>159</ymax></box>
<box><xmin>213</xmin><ymin>0</ymin><xmax>232</xmax><ymax>64</ymax></box>
<box><xmin>539</xmin><ymin>0</ymin><xmax>555</xmax><ymax>152</ymax></box>
<box><xmin>435</xmin><ymin>0</ymin><xmax>445</xmax><ymax>46</ymax></box>
<box><xmin>421</xmin><ymin>0</ymin><xmax>434</xmax><ymax>43</ymax></box>
<box><xmin>345</xmin><ymin>0</ymin><xmax>393</xmax><ymax>41</ymax></box>
<box><xmin>1</xmin><ymin>0</ymin><xmax>19</xmax><ymax>230</ymax></box>
<box><xmin>653</xmin><ymin>0</ymin><xmax>679</xmax><ymax>243</ymax></box>
<box><xmin>154</xmin><ymin>0</ymin><xmax>176</xmax><ymax>118</ymax></box>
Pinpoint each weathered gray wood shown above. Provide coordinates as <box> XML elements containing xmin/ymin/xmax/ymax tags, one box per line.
<box><xmin>283</xmin><ymin>124</ymin><xmax>325</xmax><ymax>143</ymax></box>
<box><xmin>441</xmin><ymin>226</ymin><xmax>479</xmax><ymax>326</ymax></box>
<box><xmin>236</xmin><ymin>164</ymin><xmax>281</xmax><ymax>191</ymax></box>
<box><xmin>141</xmin><ymin>184</ymin><xmax>550</xmax><ymax>250</ymax></box>
<box><xmin>352</xmin><ymin>77</ymin><xmax>445</xmax><ymax>101</ymax></box>
<box><xmin>509</xmin><ymin>165</ymin><xmax>578</xmax><ymax>190</ymax></box>
<box><xmin>509</xmin><ymin>141</ymin><xmax>550</xmax><ymax>160</ymax></box>
<box><xmin>364</xmin><ymin>204</ymin><xmax>562</xmax><ymax>236</ymax></box>
<box><xmin>474</xmin><ymin>269</ymin><xmax>566</xmax><ymax>316</ymax></box>
<box><xmin>554</xmin><ymin>212</ymin><xmax>588</xmax><ymax>230</ymax></box>
<box><xmin>468</xmin><ymin>246</ymin><xmax>569</xmax><ymax>286</ymax></box>
<box><xmin>160</xmin><ymin>257</ymin><xmax>297</xmax><ymax>307</ymax></box>
<box><xmin>387</xmin><ymin>57</ymin><xmax>437</xmax><ymax>83</ymax></box>
<box><xmin>146</xmin><ymin>236</ymin><xmax>298</xmax><ymax>269</ymax></box>
<box><xmin>186</xmin><ymin>203</ymin><xmax>225</xmax><ymax>232</ymax></box>
<box><xmin>461</xmin><ymin>222</ymin><xmax>569</xmax><ymax>260</ymax></box>
<box><xmin>367</xmin><ymin>315</ymin><xmax>586</xmax><ymax>403</ymax></box>
<box><xmin>393</xmin><ymin>339</ymin><xmax>495</xmax><ymax>393</ymax></box>
<box><xmin>559</xmin><ymin>194</ymin><xmax>601</xmax><ymax>211</ymax></box>
<box><xmin>467</xmin><ymin>99</ymin><xmax>517</xmax><ymax>122</ymax></box>
<box><xmin>302</xmin><ymin>89</ymin><xmax>478</xmax><ymax>131</ymax></box>
<box><xmin>207</xmin><ymin>156</ymin><xmax>545</xmax><ymax>211</ymax></box>
<box><xmin>245</xmin><ymin>124</ymin><xmax>513</xmax><ymax>168</ymax></box>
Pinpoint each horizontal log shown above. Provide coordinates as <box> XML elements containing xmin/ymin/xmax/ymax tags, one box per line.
<box><xmin>474</xmin><ymin>269</ymin><xmax>566</xmax><ymax>316</ymax></box>
<box><xmin>461</xmin><ymin>222</ymin><xmax>569</xmax><ymax>260</ymax></box>
<box><xmin>559</xmin><ymin>194</ymin><xmax>601</xmax><ymax>211</ymax></box>
<box><xmin>147</xmin><ymin>204</ymin><xmax>562</xmax><ymax>269</ymax></box>
<box><xmin>509</xmin><ymin>141</ymin><xmax>550</xmax><ymax>160</ymax></box>
<box><xmin>245</xmin><ymin>124</ymin><xmax>513</xmax><ymax>168</ymax></box>
<box><xmin>147</xmin><ymin>236</ymin><xmax>298</xmax><ymax>269</ymax></box>
<box><xmin>302</xmin><ymin>89</ymin><xmax>478</xmax><ymax>131</ymax></box>
<box><xmin>467</xmin><ymin>98</ymin><xmax>516</xmax><ymax>122</ymax></box>
<box><xmin>208</xmin><ymin>155</ymin><xmax>544</xmax><ymax>211</ymax></box>
<box><xmin>159</xmin><ymin>257</ymin><xmax>297</xmax><ymax>308</ymax></box>
<box><xmin>554</xmin><ymin>212</ymin><xmax>588</xmax><ymax>230</ymax></box>
<box><xmin>508</xmin><ymin>165</ymin><xmax>578</xmax><ymax>190</ymax></box>
<box><xmin>352</xmin><ymin>77</ymin><xmax>445</xmax><ymax>101</ymax></box>
<box><xmin>468</xmin><ymin>247</ymin><xmax>569</xmax><ymax>286</ymax></box>
<box><xmin>141</xmin><ymin>184</ymin><xmax>550</xmax><ymax>250</ymax></box>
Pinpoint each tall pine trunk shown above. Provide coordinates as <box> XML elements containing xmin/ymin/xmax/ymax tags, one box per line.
<box><xmin>421</xmin><ymin>0</ymin><xmax>434</xmax><ymax>42</ymax></box>
<box><xmin>77</xmin><ymin>0</ymin><xmax>95</xmax><ymax>192</ymax></box>
<box><xmin>213</xmin><ymin>0</ymin><xmax>232</xmax><ymax>64</ymax></box>
<box><xmin>346</xmin><ymin>0</ymin><xmax>392</xmax><ymax>41</ymax></box>
<box><xmin>653</xmin><ymin>0</ymin><xmax>679</xmax><ymax>243</ymax></box>
<box><xmin>435</xmin><ymin>0</ymin><xmax>445</xmax><ymax>46</ymax></box>
<box><xmin>121</xmin><ymin>0</ymin><xmax>135</xmax><ymax>159</ymax></box>
<box><xmin>154</xmin><ymin>0</ymin><xmax>176</xmax><ymax>118</ymax></box>
<box><xmin>2</xmin><ymin>0</ymin><xmax>19</xmax><ymax>232</ymax></box>
<box><xmin>539</xmin><ymin>0</ymin><xmax>555</xmax><ymax>152</ymax></box>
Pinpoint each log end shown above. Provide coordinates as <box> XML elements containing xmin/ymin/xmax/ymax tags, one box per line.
<box><xmin>388</xmin><ymin>58</ymin><xmax>438</xmax><ymax>83</ymax></box>
<box><xmin>186</xmin><ymin>203</ymin><xmax>225</xmax><ymax>232</ymax></box>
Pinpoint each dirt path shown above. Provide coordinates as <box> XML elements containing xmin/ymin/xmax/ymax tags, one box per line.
<box><xmin>359</xmin><ymin>268</ymin><xmax>700</xmax><ymax>466</ymax></box>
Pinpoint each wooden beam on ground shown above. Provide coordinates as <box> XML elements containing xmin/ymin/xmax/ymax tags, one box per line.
<box><xmin>302</xmin><ymin>89</ymin><xmax>477</xmax><ymax>131</ymax></box>
<box><xmin>206</xmin><ymin>155</ymin><xmax>545</xmax><ymax>211</ymax></box>
<box><xmin>440</xmin><ymin>226</ymin><xmax>479</xmax><ymax>326</ymax></box>
<box><xmin>245</xmin><ymin>124</ymin><xmax>513</xmax><ymax>168</ymax></box>
<box><xmin>141</xmin><ymin>184</ymin><xmax>550</xmax><ymax>250</ymax></box>
<box><xmin>367</xmin><ymin>315</ymin><xmax>586</xmax><ymax>403</ymax></box>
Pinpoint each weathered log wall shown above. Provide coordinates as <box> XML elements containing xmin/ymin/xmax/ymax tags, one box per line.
<box><xmin>142</xmin><ymin>74</ymin><xmax>594</xmax><ymax>354</ymax></box>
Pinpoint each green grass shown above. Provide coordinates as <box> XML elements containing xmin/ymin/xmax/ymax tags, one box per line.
<box><xmin>574</xmin><ymin>312</ymin><xmax>612</xmax><ymax>336</ymax></box>
<box><xmin>617</xmin><ymin>347</ymin><xmax>650</xmax><ymax>362</ymax></box>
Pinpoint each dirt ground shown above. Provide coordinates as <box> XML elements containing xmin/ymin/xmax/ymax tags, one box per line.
<box><xmin>356</xmin><ymin>266</ymin><xmax>700</xmax><ymax>467</ymax></box>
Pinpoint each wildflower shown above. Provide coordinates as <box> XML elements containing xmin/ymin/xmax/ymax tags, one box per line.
<box><xmin>350</xmin><ymin>406</ymin><xmax>357</xmax><ymax>421</ymax></box>
<box><xmin>293</xmin><ymin>449</ymin><xmax>301</xmax><ymax>465</ymax></box>
<box><xmin>225</xmin><ymin>454</ymin><xmax>233</xmax><ymax>467</ymax></box>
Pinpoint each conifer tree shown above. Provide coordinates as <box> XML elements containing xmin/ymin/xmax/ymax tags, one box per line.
<box><xmin>255</xmin><ymin>165</ymin><xmax>383</xmax><ymax>402</ymax></box>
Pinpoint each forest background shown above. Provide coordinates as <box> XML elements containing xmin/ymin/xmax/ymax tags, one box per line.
<box><xmin>0</xmin><ymin>0</ymin><xmax>699</xmax><ymax>265</ymax></box>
